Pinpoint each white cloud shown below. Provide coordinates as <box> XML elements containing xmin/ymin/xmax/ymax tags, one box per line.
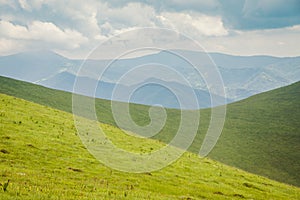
<box><xmin>0</xmin><ymin>0</ymin><xmax>17</xmax><ymax>9</ymax></box>
<box><xmin>27</xmin><ymin>0</ymin><xmax>102</xmax><ymax>39</ymax></box>
<box><xmin>201</xmin><ymin>25</ymin><xmax>300</xmax><ymax>57</ymax></box>
<box><xmin>0</xmin><ymin>20</ymin><xmax>89</xmax><ymax>52</ymax></box>
<box><xmin>96</xmin><ymin>3</ymin><xmax>228</xmax><ymax>38</ymax></box>
<box><xmin>18</xmin><ymin>0</ymin><xmax>31</xmax><ymax>11</ymax></box>
<box><xmin>0</xmin><ymin>38</ymin><xmax>25</xmax><ymax>55</ymax></box>
<box><xmin>0</xmin><ymin>21</ymin><xmax>28</xmax><ymax>39</ymax></box>
<box><xmin>97</xmin><ymin>2</ymin><xmax>157</xmax><ymax>29</ymax></box>
<box><xmin>158</xmin><ymin>12</ymin><xmax>228</xmax><ymax>37</ymax></box>
<box><xmin>0</xmin><ymin>0</ymin><xmax>299</xmax><ymax>58</ymax></box>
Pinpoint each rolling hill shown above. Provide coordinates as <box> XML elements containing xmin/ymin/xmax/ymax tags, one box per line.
<box><xmin>207</xmin><ymin>80</ymin><xmax>300</xmax><ymax>186</ymax></box>
<box><xmin>0</xmin><ymin>76</ymin><xmax>299</xmax><ymax>187</ymax></box>
<box><xmin>0</xmin><ymin>92</ymin><xmax>299</xmax><ymax>199</ymax></box>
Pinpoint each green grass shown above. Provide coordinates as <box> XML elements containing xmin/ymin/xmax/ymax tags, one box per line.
<box><xmin>0</xmin><ymin>76</ymin><xmax>299</xmax><ymax>187</ymax></box>
<box><xmin>0</xmin><ymin>93</ymin><xmax>299</xmax><ymax>199</ymax></box>
<box><xmin>208</xmin><ymin>81</ymin><xmax>300</xmax><ymax>186</ymax></box>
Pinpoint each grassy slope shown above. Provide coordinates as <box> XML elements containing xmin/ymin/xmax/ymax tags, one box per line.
<box><xmin>0</xmin><ymin>76</ymin><xmax>299</xmax><ymax>187</ymax></box>
<box><xmin>0</xmin><ymin>93</ymin><xmax>299</xmax><ymax>199</ymax></box>
<box><xmin>208</xmin><ymin>81</ymin><xmax>300</xmax><ymax>186</ymax></box>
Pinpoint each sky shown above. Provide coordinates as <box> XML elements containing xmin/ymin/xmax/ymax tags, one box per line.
<box><xmin>0</xmin><ymin>0</ymin><xmax>300</xmax><ymax>58</ymax></box>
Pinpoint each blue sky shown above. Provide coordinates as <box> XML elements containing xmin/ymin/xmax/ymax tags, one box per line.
<box><xmin>0</xmin><ymin>0</ymin><xmax>299</xmax><ymax>58</ymax></box>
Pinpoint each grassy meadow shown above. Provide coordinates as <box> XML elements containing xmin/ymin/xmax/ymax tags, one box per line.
<box><xmin>0</xmin><ymin>93</ymin><xmax>299</xmax><ymax>199</ymax></box>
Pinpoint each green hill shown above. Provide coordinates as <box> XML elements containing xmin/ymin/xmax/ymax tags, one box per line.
<box><xmin>0</xmin><ymin>76</ymin><xmax>299</xmax><ymax>187</ymax></box>
<box><xmin>1</xmin><ymin>93</ymin><xmax>300</xmax><ymax>199</ymax></box>
<box><xmin>208</xmin><ymin>81</ymin><xmax>300</xmax><ymax>186</ymax></box>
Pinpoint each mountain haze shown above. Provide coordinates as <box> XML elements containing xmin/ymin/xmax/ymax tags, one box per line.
<box><xmin>0</xmin><ymin>50</ymin><xmax>299</xmax><ymax>108</ymax></box>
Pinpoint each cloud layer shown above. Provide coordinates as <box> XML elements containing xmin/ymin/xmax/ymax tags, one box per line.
<box><xmin>0</xmin><ymin>0</ymin><xmax>299</xmax><ymax>57</ymax></box>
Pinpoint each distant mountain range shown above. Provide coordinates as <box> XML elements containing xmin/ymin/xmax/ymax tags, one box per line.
<box><xmin>0</xmin><ymin>50</ymin><xmax>299</xmax><ymax>108</ymax></box>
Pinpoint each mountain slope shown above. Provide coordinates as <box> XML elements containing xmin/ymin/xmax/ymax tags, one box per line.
<box><xmin>0</xmin><ymin>76</ymin><xmax>299</xmax><ymax>186</ymax></box>
<box><xmin>207</xmin><ymin>81</ymin><xmax>300</xmax><ymax>186</ymax></box>
<box><xmin>0</xmin><ymin>50</ymin><xmax>74</xmax><ymax>82</ymax></box>
<box><xmin>0</xmin><ymin>93</ymin><xmax>299</xmax><ymax>199</ymax></box>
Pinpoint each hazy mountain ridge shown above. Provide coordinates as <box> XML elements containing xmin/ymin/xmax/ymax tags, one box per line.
<box><xmin>39</xmin><ymin>71</ymin><xmax>227</xmax><ymax>109</ymax></box>
<box><xmin>0</xmin><ymin>50</ymin><xmax>299</xmax><ymax>107</ymax></box>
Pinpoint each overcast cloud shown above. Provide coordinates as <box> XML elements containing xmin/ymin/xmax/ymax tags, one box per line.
<box><xmin>0</xmin><ymin>0</ymin><xmax>299</xmax><ymax>58</ymax></box>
